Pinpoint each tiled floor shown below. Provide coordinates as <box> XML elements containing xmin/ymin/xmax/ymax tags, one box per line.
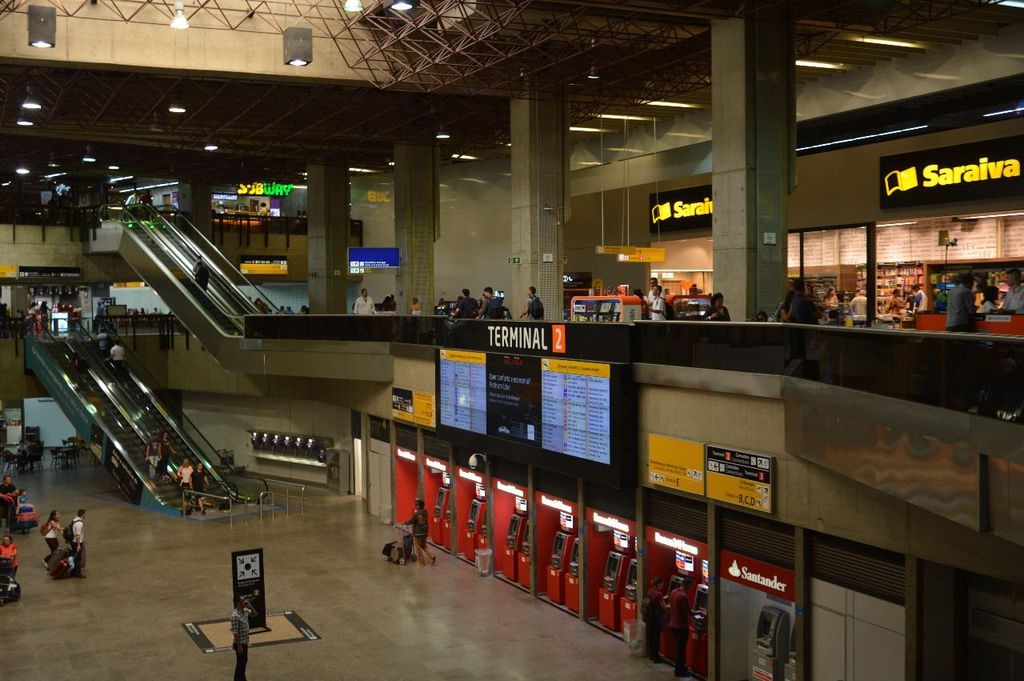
<box><xmin>1</xmin><ymin>463</ymin><xmax>675</xmax><ymax>681</ymax></box>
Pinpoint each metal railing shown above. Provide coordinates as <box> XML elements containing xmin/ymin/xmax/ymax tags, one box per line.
<box><xmin>258</xmin><ymin>491</ymin><xmax>275</xmax><ymax>521</ymax></box>
<box><xmin>181</xmin><ymin>490</ymin><xmax>233</xmax><ymax>526</ymax></box>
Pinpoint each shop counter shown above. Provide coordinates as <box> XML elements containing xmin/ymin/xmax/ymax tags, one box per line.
<box><xmin>913</xmin><ymin>312</ymin><xmax>1024</xmax><ymax>335</ymax></box>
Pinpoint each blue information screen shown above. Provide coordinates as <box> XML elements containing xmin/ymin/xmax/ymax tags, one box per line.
<box><xmin>348</xmin><ymin>247</ymin><xmax>400</xmax><ymax>273</ymax></box>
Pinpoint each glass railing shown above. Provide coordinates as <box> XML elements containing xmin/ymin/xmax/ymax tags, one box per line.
<box><xmin>243</xmin><ymin>315</ymin><xmax>1024</xmax><ymax>425</ymax></box>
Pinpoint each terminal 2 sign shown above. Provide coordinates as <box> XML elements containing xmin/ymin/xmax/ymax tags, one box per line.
<box><xmin>879</xmin><ymin>135</ymin><xmax>1023</xmax><ymax>209</ymax></box>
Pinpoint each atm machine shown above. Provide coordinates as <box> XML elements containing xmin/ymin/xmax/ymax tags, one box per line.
<box><xmin>503</xmin><ymin>513</ymin><xmax>527</xmax><ymax>581</ymax></box>
<box><xmin>620</xmin><ymin>558</ymin><xmax>639</xmax><ymax>624</ymax></box>
<box><xmin>752</xmin><ymin>606</ymin><xmax>791</xmax><ymax>681</ymax></box>
<box><xmin>565</xmin><ymin>537</ymin><xmax>582</xmax><ymax>613</ymax></box>
<box><xmin>783</xmin><ymin>628</ymin><xmax>796</xmax><ymax>681</ymax></box>
<box><xmin>546</xmin><ymin>531</ymin><xmax>574</xmax><ymax>604</ymax></box>
<box><xmin>432</xmin><ymin>485</ymin><xmax>450</xmax><ymax>547</ymax></box>
<box><xmin>598</xmin><ymin>551</ymin><xmax>629</xmax><ymax>631</ymax></box>
<box><xmin>517</xmin><ymin>518</ymin><xmax>532</xmax><ymax>589</ymax></box>
<box><xmin>686</xmin><ymin>584</ymin><xmax>709</xmax><ymax>679</ymax></box>
<box><xmin>464</xmin><ymin>498</ymin><xmax>486</xmax><ymax>561</ymax></box>
<box><xmin>441</xmin><ymin>491</ymin><xmax>454</xmax><ymax>551</ymax></box>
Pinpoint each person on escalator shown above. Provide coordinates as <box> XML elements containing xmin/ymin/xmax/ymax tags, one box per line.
<box><xmin>145</xmin><ymin>433</ymin><xmax>160</xmax><ymax>479</ymax></box>
<box><xmin>156</xmin><ymin>431</ymin><xmax>175</xmax><ymax>482</ymax></box>
<box><xmin>109</xmin><ymin>342</ymin><xmax>126</xmax><ymax>373</ymax></box>
<box><xmin>194</xmin><ymin>257</ymin><xmax>210</xmax><ymax>292</ymax></box>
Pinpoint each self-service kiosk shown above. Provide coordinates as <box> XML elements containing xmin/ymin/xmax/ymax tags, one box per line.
<box><xmin>517</xmin><ymin>518</ymin><xmax>532</xmax><ymax>589</ymax></box>
<box><xmin>752</xmin><ymin>606</ymin><xmax>791</xmax><ymax>681</ymax></box>
<box><xmin>464</xmin><ymin>497</ymin><xmax>486</xmax><ymax>562</ymax></box>
<box><xmin>565</xmin><ymin>537</ymin><xmax>581</xmax><ymax>613</ymax></box>
<box><xmin>432</xmin><ymin>485</ymin><xmax>451</xmax><ymax>549</ymax></box>
<box><xmin>783</xmin><ymin>628</ymin><xmax>796</xmax><ymax>681</ymax></box>
<box><xmin>620</xmin><ymin>558</ymin><xmax>639</xmax><ymax>624</ymax></box>
<box><xmin>687</xmin><ymin>584</ymin><xmax>709</xmax><ymax>679</ymax></box>
<box><xmin>546</xmin><ymin>531</ymin><xmax>574</xmax><ymax>604</ymax></box>
<box><xmin>503</xmin><ymin>513</ymin><xmax>527</xmax><ymax>581</ymax></box>
<box><xmin>598</xmin><ymin>550</ymin><xmax>629</xmax><ymax>631</ymax></box>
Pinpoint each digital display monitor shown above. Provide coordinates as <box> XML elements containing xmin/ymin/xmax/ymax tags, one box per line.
<box><xmin>348</xmin><ymin>247</ymin><xmax>400</xmax><ymax>274</ymax></box>
<box><xmin>475</xmin><ymin>483</ymin><xmax>486</xmax><ymax>498</ymax></box>
<box><xmin>487</xmin><ymin>354</ymin><xmax>541</xmax><ymax>445</ymax></box>
<box><xmin>515</xmin><ymin>496</ymin><xmax>528</xmax><ymax>513</ymax></box>
<box><xmin>559</xmin><ymin>511</ymin><xmax>574</xmax><ymax>531</ymax></box>
<box><xmin>540</xmin><ymin>358</ymin><xmax>611</xmax><ymax>464</ymax></box>
<box><xmin>613</xmin><ymin>529</ymin><xmax>630</xmax><ymax>550</ymax></box>
<box><xmin>675</xmin><ymin>551</ymin><xmax>695</xmax><ymax>573</ymax></box>
<box><xmin>438</xmin><ymin>350</ymin><xmax>487</xmax><ymax>434</ymax></box>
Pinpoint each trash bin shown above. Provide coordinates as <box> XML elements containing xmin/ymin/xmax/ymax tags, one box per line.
<box><xmin>623</xmin><ymin>619</ymin><xmax>646</xmax><ymax>657</ymax></box>
<box><xmin>475</xmin><ymin>548</ymin><xmax>493</xmax><ymax>576</ymax></box>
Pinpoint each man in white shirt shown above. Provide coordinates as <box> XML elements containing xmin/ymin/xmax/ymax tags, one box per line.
<box><xmin>1002</xmin><ymin>268</ymin><xmax>1024</xmax><ymax>313</ymax></box>
<box><xmin>649</xmin><ymin>285</ymin><xmax>666</xmax><ymax>321</ymax></box>
<box><xmin>912</xmin><ymin>284</ymin><xmax>929</xmax><ymax>313</ymax></box>
<box><xmin>109</xmin><ymin>342</ymin><xmax>126</xmax><ymax>371</ymax></box>
<box><xmin>70</xmin><ymin>509</ymin><xmax>86</xmax><ymax>578</ymax></box>
<box><xmin>850</xmin><ymin>290</ymin><xmax>868</xmax><ymax>317</ymax></box>
<box><xmin>353</xmin><ymin>288</ymin><xmax>375</xmax><ymax>315</ymax></box>
<box><xmin>646</xmin><ymin>277</ymin><xmax>660</xmax><ymax>306</ymax></box>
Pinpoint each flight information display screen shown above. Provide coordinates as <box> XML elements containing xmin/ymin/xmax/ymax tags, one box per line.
<box><xmin>439</xmin><ymin>349</ymin><xmax>614</xmax><ymax>466</ymax></box>
<box><xmin>438</xmin><ymin>349</ymin><xmax>487</xmax><ymax>434</ymax></box>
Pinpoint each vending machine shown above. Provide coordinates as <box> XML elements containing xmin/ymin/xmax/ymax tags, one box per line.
<box><xmin>565</xmin><ymin>537</ymin><xmax>581</xmax><ymax>613</ymax></box>
<box><xmin>687</xmin><ymin>584</ymin><xmax>709</xmax><ymax>679</ymax></box>
<box><xmin>464</xmin><ymin>498</ymin><xmax>486</xmax><ymax>562</ymax></box>
<box><xmin>432</xmin><ymin>485</ymin><xmax>450</xmax><ymax>547</ymax></box>
<box><xmin>598</xmin><ymin>551</ymin><xmax>628</xmax><ymax>631</ymax></box>
<box><xmin>546</xmin><ymin>531</ymin><xmax>574</xmax><ymax>604</ymax></box>
<box><xmin>503</xmin><ymin>513</ymin><xmax>527</xmax><ymax>581</ymax></box>
<box><xmin>620</xmin><ymin>558</ymin><xmax>639</xmax><ymax>625</ymax></box>
<box><xmin>517</xmin><ymin>518</ymin><xmax>532</xmax><ymax>589</ymax></box>
<box><xmin>752</xmin><ymin>606</ymin><xmax>791</xmax><ymax>681</ymax></box>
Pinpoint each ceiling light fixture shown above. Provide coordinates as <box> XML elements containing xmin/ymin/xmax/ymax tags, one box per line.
<box><xmin>47</xmin><ymin>153</ymin><xmax>58</xmax><ymax>168</ymax></box>
<box><xmin>168</xmin><ymin>102</ymin><xmax>186</xmax><ymax>114</ymax></box>
<box><xmin>170</xmin><ymin>1</ymin><xmax>189</xmax><ymax>30</ymax></box>
<box><xmin>587</xmin><ymin>64</ymin><xmax>600</xmax><ymax>80</ymax></box>
<box><xmin>569</xmin><ymin>126</ymin><xmax>615</xmax><ymax>133</ymax></box>
<box><xmin>343</xmin><ymin>0</ymin><xmax>364</xmax><ymax>10</ymax></box>
<box><xmin>43</xmin><ymin>171</ymin><xmax>66</xmax><ymax>180</ymax></box>
<box><xmin>16</xmin><ymin>168</ymin><xmax>31</xmax><ymax>175</ymax></box>
<box><xmin>983</xmin><ymin>106</ymin><xmax>1024</xmax><ymax>118</ymax></box>
<box><xmin>435</xmin><ymin>126</ymin><xmax>450</xmax><ymax>140</ymax></box>
<box><xmin>22</xmin><ymin>86</ymin><xmax>42</xmax><ymax>110</ymax></box>
<box><xmin>390</xmin><ymin>0</ymin><xmax>418</xmax><ymax>9</ymax></box>
<box><xmin>108</xmin><ymin>165</ymin><xmax>120</xmax><ymax>171</ymax></box>
<box><xmin>16</xmin><ymin>116</ymin><xmax>34</xmax><ymax>127</ymax></box>
<box><xmin>150</xmin><ymin>114</ymin><xmax>164</xmax><ymax>132</ymax></box>
<box><xmin>795</xmin><ymin>59</ymin><xmax>846</xmax><ymax>70</ymax></box>
<box><xmin>283</xmin><ymin>27</ymin><xmax>312</xmax><ymax>66</ymax></box>
<box><xmin>204</xmin><ymin>142</ymin><xmax>219</xmax><ymax>151</ymax></box>
<box><xmin>996</xmin><ymin>0</ymin><xmax>1024</xmax><ymax>8</ymax></box>
<box><xmin>27</xmin><ymin>5</ymin><xmax>56</xmax><ymax>48</ymax></box>
<box><xmin>960</xmin><ymin>211</ymin><xmax>1024</xmax><ymax>220</ymax></box>
<box><xmin>646</xmin><ymin>101</ymin><xmax>700</xmax><ymax>109</ymax></box>
<box><xmin>856</xmin><ymin>36</ymin><xmax>922</xmax><ymax>49</ymax></box>
<box><xmin>82</xmin><ymin>146</ymin><xmax>96</xmax><ymax>163</ymax></box>
<box><xmin>599</xmin><ymin>114</ymin><xmax>654</xmax><ymax>121</ymax></box>
<box><xmin>795</xmin><ymin>124</ymin><xmax>928</xmax><ymax>152</ymax></box>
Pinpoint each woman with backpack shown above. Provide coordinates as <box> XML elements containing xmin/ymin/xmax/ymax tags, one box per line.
<box><xmin>40</xmin><ymin>510</ymin><xmax>63</xmax><ymax>566</ymax></box>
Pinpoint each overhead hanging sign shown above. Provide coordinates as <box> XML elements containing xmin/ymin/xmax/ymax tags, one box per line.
<box><xmin>617</xmin><ymin>247</ymin><xmax>666</xmax><ymax>262</ymax></box>
<box><xmin>705</xmin><ymin>445</ymin><xmax>773</xmax><ymax>514</ymax></box>
<box><xmin>879</xmin><ymin>135</ymin><xmax>1024</xmax><ymax>209</ymax></box>
<box><xmin>19</xmin><ymin>265</ymin><xmax>82</xmax><ymax>279</ymax></box>
<box><xmin>648</xmin><ymin>434</ymin><xmax>705</xmax><ymax>495</ymax></box>
<box><xmin>595</xmin><ymin>245</ymin><xmax>637</xmax><ymax>255</ymax></box>
<box><xmin>239</xmin><ymin>255</ymin><xmax>288</xmax><ymax>275</ymax></box>
<box><xmin>649</xmin><ymin>184</ymin><xmax>714</xmax><ymax>232</ymax></box>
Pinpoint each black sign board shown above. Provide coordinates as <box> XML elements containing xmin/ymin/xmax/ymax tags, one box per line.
<box><xmin>649</xmin><ymin>185</ymin><xmax>714</xmax><ymax>233</ymax></box>
<box><xmin>391</xmin><ymin>387</ymin><xmax>414</xmax><ymax>419</ymax></box>
<box><xmin>231</xmin><ymin>548</ymin><xmax>268</xmax><ymax>630</ymax></box>
<box><xmin>563</xmin><ymin>271</ymin><xmax>593</xmax><ymax>289</ymax></box>
<box><xmin>105</xmin><ymin>444</ymin><xmax>143</xmax><ymax>505</ymax></box>
<box><xmin>879</xmin><ymin>135</ymin><xmax>1024</xmax><ymax>210</ymax></box>
<box><xmin>19</xmin><ymin>265</ymin><xmax>82</xmax><ymax>279</ymax></box>
<box><xmin>440</xmin><ymin>319</ymin><xmax>631</xmax><ymax>363</ymax></box>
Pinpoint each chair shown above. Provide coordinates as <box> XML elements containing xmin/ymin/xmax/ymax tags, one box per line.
<box><xmin>0</xmin><ymin>449</ymin><xmax>15</xmax><ymax>474</ymax></box>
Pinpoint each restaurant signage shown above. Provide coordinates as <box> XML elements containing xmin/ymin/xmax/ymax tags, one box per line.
<box><xmin>649</xmin><ymin>184</ymin><xmax>714</xmax><ymax>232</ymax></box>
<box><xmin>236</xmin><ymin>182</ymin><xmax>295</xmax><ymax>197</ymax></box>
<box><xmin>879</xmin><ymin>135</ymin><xmax>1024</xmax><ymax>209</ymax></box>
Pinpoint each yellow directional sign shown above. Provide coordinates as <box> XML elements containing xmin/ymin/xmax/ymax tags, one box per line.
<box><xmin>595</xmin><ymin>245</ymin><xmax>637</xmax><ymax>255</ymax></box>
<box><xmin>617</xmin><ymin>247</ymin><xmax>666</xmax><ymax>262</ymax></box>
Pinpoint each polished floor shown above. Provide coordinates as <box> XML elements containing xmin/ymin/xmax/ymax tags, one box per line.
<box><xmin>1</xmin><ymin>462</ymin><xmax>675</xmax><ymax>681</ymax></box>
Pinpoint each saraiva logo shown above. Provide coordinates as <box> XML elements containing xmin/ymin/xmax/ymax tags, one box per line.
<box><xmin>885</xmin><ymin>156</ymin><xmax>1021</xmax><ymax>196</ymax></box>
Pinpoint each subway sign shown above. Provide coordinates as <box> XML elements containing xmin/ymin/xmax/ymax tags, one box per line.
<box><xmin>236</xmin><ymin>181</ymin><xmax>295</xmax><ymax>197</ymax></box>
<box><xmin>879</xmin><ymin>135</ymin><xmax>1024</xmax><ymax>210</ymax></box>
<box><xmin>649</xmin><ymin>184</ymin><xmax>713</xmax><ymax>233</ymax></box>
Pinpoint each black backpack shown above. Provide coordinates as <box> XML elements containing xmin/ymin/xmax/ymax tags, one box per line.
<box><xmin>662</xmin><ymin>298</ymin><xmax>675</xmax><ymax>320</ymax></box>
<box><xmin>62</xmin><ymin>520</ymin><xmax>78</xmax><ymax>543</ymax></box>
<box><xmin>528</xmin><ymin>296</ymin><xmax>544</xmax><ymax>320</ymax></box>
<box><xmin>486</xmin><ymin>299</ymin><xmax>504</xmax><ymax>319</ymax></box>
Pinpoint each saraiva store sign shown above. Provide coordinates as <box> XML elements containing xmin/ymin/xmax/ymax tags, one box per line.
<box><xmin>719</xmin><ymin>549</ymin><xmax>794</xmax><ymax>600</ymax></box>
<box><xmin>879</xmin><ymin>135</ymin><xmax>1023</xmax><ymax>210</ymax></box>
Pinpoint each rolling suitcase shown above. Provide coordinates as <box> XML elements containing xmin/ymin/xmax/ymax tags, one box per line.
<box><xmin>47</xmin><ymin>546</ymin><xmax>72</xmax><ymax>572</ymax></box>
<box><xmin>0</xmin><ymin>575</ymin><xmax>20</xmax><ymax>606</ymax></box>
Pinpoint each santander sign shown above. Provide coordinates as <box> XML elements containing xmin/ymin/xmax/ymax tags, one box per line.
<box><xmin>719</xmin><ymin>549</ymin><xmax>793</xmax><ymax>600</ymax></box>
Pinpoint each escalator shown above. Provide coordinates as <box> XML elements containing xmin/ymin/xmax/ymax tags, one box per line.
<box><xmin>26</xmin><ymin>333</ymin><xmax>250</xmax><ymax>513</ymax></box>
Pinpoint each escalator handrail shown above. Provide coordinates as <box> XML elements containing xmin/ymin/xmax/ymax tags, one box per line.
<box><xmin>66</xmin><ymin>323</ymin><xmax>249</xmax><ymax>502</ymax></box>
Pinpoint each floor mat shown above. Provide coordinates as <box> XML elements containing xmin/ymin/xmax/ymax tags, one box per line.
<box><xmin>182</xmin><ymin>610</ymin><xmax>321</xmax><ymax>653</ymax></box>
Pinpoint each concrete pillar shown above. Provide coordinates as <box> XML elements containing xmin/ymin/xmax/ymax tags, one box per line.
<box><xmin>711</xmin><ymin>16</ymin><xmax>795</xmax><ymax>320</ymax></box>
<box><xmin>510</xmin><ymin>98</ymin><xmax>568</xmax><ymax>319</ymax></box>
<box><xmin>306</xmin><ymin>163</ymin><xmax>351</xmax><ymax>314</ymax></box>
<box><xmin>393</xmin><ymin>144</ymin><xmax>438</xmax><ymax>312</ymax></box>
<box><xmin>179</xmin><ymin>183</ymin><xmax>212</xmax><ymax>238</ymax></box>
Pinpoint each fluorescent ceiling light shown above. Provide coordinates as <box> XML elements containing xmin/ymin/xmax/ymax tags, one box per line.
<box><xmin>796</xmin><ymin>124</ymin><xmax>928</xmax><ymax>152</ymax></box>
<box><xmin>795</xmin><ymin>59</ymin><xmax>846</xmax><ymax>70</ymax></box>
<box><xmin>203</xmin><ymin>143</ymin><xmax>218</xmax><ymax>151</ymax></box>
<box><xmin>458</xmin><ymin>178</ymin><xmax>487</xmax><ymax>184</ymax></box>
<box><xmin>605</xmin><ymin>147</ymin><xmax>644</xmax><ymax>153</ymax></box>
<box><xmin>117</xmin><ymin>181</ymin><xmax>178</xmax><ymax>194</ymax></box>
<box><xmin>16</xmin><ymin>168</ymin><xmax>30</xmax><ymax>175</ymax></box>
<box><xmin>109</xmin><ymin>175</ymin><xmax>135</xmax><ymax>183</ymax></box>
<box><xmin>43</xmin><ymin>172</ymin><xmax>66</xmax><ymax>180</ymax></box>
<box><xmin>569</xmin><ymin>126</ymin><xmax>614</xmax><ymax>133</ymax></box>
<box><xmin>451</xmin><ymin>154</ymin><xmax>480</xmax><ymax>161</ymax></box>
<box><xmin>855</xmin><ymin>36</ymin><xmax>923</xmax><ymax>49</ymax></box>
<box><xmin>599</xmin><ymin>114</ymin><xmax>654</xmax><ymax>121</ymax></box>
<box><xmin>877</xmin><ymin>221</ymin><xmax>917</xmax><ymax>228</ymax></box>
<box><xmin>913</xmin><ymin>72</ymin><xmax>959</xmax><ymax>80</ymax></box>
<box><xmin>170</xmin><ymin>1</ymin><xmax>189</xmax><ymax>29</ymax></box>
<box><xmin>107</xmin><ymin>165</ymin><xmax>120</xmax><ymax>171</ymax></box>
<box><xmin>1</xmin><ymin>181</ymin><xmax>10</xmax><ymax>187</ymax></box>
<box><xmin>959</xmin><ymin>211</ymin><xmax>1024</xmax><ymax>220</ymax></box>
<box><xmin>343</xmin><ymin>0</ymin><xmax>364</xmax><ymax>11</ymax></box>
<box><xmin>646</xmin><ymin>101</ymin><xmax>700</xmax><ymax>109</ymax></box>
<box><xmin>577</xmin><ymin>161</ymin><xmax>604</xmax><ymax>166</ymax></box>
<box><xmin>983</xmin><ymin>106</ymin><xmax>1024</xmax><ymax>118</ymax></box>
<box><xmin>347</xmin><ymin>167</ymin><xmax>377</xmax><ymax>173</ymax></box>
<box><xmin>665</xmin><ymin>131</ymin><xmax>707</xmax><ymax>138</ymax></box>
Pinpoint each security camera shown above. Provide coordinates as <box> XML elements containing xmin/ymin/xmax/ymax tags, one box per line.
<box><xmin>469</xmin><ymin>453</ymin><xmax>486</xmax><ymax>471</ymax></box>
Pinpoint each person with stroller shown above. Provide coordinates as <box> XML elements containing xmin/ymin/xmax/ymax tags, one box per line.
<box><xmin>404</xmin><ymin>499</ymin><xmax>436</xmax><ymax>566</ymax></box>
<box><xmin>0</xmin><ymin>533</ymin><xmax>18</xmax><ymax>578</ymax></box>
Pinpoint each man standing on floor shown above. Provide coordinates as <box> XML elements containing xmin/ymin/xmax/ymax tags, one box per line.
<box><xmin>1003</xmin><ymin>268</ymin><xmax>1024</xmax><ymax>313</ymax></box>
<box><xmin>405</xmin><ymin>498</ymin><xmax>436</xmax><ymax>566</ymax></box>
<box><xmin>946</xmin><ymin>272</ymin><xmax>976</xmax><ymax>332</ymax></box>
<box><xmin>353</xmin><ymin>288</ymin><xmax>375</xmax><ymax>315</ymax></box>
<box><xmin>231</xmin><ymin>595</ymin><xmax>255</xmax><ymax>681</ymax></box>
<box><xmin>668</xmin><ymin>576</ymin><xmax>693</xmax><ymax>678</ymax></box>
<box><xmin>70</xmin><ymin>509</ymin><xmax>86</xmax><ymax>578</ymax></box>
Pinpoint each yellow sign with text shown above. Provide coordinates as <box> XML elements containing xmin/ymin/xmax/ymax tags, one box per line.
<box><xmin>647</xmin><ymin>434</ymin><xmax>704</xmax><ymax>495</ymax></box>
<box><xmin>617</xmin><ymin>247</ymin><xmax>666</xmax><ymax>263</ymax></box>
<box><xmin>705</xmin><ymin>474</ymin><xmax>772</xmax><ymax>513</ymax></box>
<box><xmin>595</xmin><ymin>245</ymin><xmax>637</xmax><ymax>255</ymax></box>
<box><xmin>0</xmin><ymin>265</ymin><xmax>18</xmax><ymax>279</ymax></box>
<box><xmin>413</xmin><ymin>391</ymin><xmax>435</xmax><ymax>428</ymax></box>
<box><xmin>440</xmin><ymin>349</ymin><xmax>486</xmax><ymax>364</ymax></box>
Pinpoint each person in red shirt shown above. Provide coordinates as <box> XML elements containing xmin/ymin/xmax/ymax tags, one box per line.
<box><xmin>645</xmin><ymin>576</ymin><xmax>667</xmax><ymax>662</ymax></box>
<box><xmin>667</xmin><ymin>577</ymin><xmax>693</xmax><ymax>678</ymax></box>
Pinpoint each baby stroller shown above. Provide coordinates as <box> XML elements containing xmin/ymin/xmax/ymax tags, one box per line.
<box><xmin>6</xmin><ymin>493</ymin><xmax>39</xmax><ymax>534</ymax></box>
<box><xmin>0</xmin><ymin>556</ymin><xmax>19</xmax><ymax>606</ymax></box>
<box><xmin>381</xmin><ymin>523</ymin><xmax>416</xmax><ymax>565</ymax></box>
